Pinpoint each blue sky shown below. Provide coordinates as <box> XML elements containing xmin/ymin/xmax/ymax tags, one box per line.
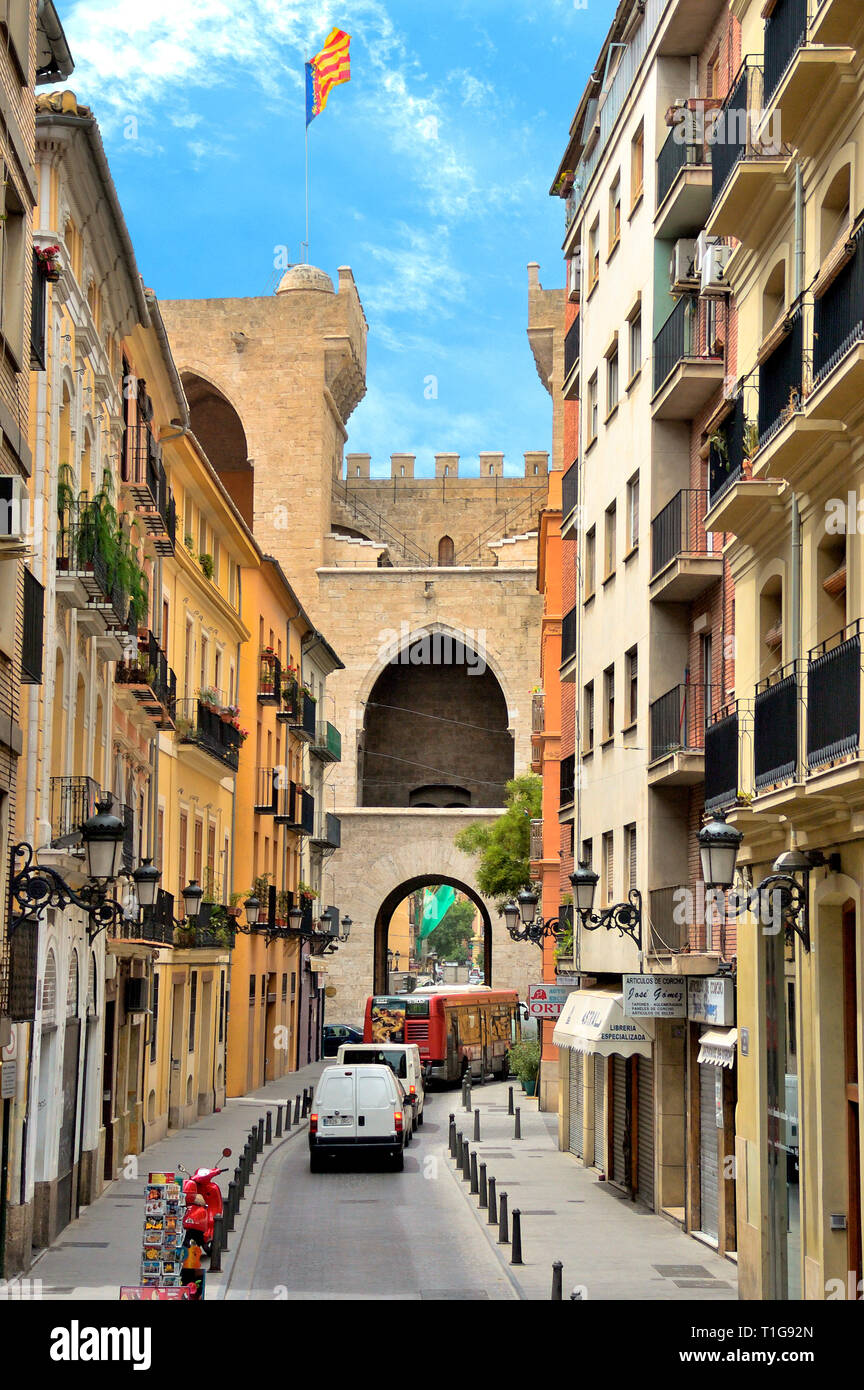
<box><xmin>62</xmin><ymin>0</ymin><xmax>612</xmax><ymax>477</ymax></box>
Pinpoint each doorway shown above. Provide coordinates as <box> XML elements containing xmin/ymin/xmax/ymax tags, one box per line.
<box><xmin>843</xmin><ymin>904</ymin><xmax>862</xmax><ymax>1287</ymax></box>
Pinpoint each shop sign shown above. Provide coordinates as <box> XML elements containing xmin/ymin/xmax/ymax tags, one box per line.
<box><xmin>528</xmin><ymin>982</ymin><xmax>577</xmax><ymax>1019</ymax></box>
<box><xmin>687</xmin><ymin>976</ymin><xmax>735</xmax><ymax>1025</ymax></box>
<box><xmin>622</xmin><ymin>975</ymin><xmax>686</xmax><ymax>1018</ymax></box>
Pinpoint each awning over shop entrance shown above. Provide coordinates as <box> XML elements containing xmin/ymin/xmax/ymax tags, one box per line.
<box><xmin>552</xmin><ymin>988</ymin><xmax>653</xmax><ymax>1059</ymax></box>
<box><xmin>697</xmin><ymin>1026</ymin><xmax>737</xmax><ymax>1068</ymax></box>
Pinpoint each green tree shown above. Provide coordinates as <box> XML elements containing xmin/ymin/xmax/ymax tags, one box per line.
<box><xmin>426</xmin><ymin>896</ymin><xmax>476</xmax><ymax>963</ymax></box>
<box><xmin>454</xmin><ymin>773</ymin><xmax>541</xmax><ymax>909</ymax></box>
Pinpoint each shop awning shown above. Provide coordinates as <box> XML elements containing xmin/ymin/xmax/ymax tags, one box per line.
<box><xmin>697</xmin><ymin>1027</ymin><xmax>737</xmax><ymax>1068</ymax></box>
<box><xmin>552</xmin><ymin>988</ymin><xmax>653</xmax><ymax>1059</ymax></box>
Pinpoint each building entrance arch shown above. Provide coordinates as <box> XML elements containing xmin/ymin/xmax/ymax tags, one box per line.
<box><xmin>373</xmin><ymin>874</ymin><xmax>492</xmax><ymax>994</ymax></box>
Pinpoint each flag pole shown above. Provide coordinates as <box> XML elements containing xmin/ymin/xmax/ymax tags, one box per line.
<box><xmin>303</xmin><ymin>52</ymin><xmax>310</xmax><ymax>263</ymax></box>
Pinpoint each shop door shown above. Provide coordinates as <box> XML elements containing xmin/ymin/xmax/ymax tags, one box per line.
<box><xmin>843</xmin><ymin>906</ymin><xmax>862</xmax><ymax>1287</ymax></box>
<box><xmin>593</xmin><ymin>1054</ymin><xmax>606</xmax><ymax>1170</ymax></box>
<box><xmin>611</xmin><ymin>1055</ymin><xmax>629</xmax><ymax>1188</ymax></box>
<box><xmin>101</xmin><ymin>1000</ymin><xmax>115</xmax><ymax>1181</ymax></box>
<box><xmin>568</xmin><ymin>1051</ymin><xmax>583</xmax><ymax>1158</ymax></box>
<box><xmin>699</xmin><ymin>1064</ymin><xmax>720</xmax><ymax>1241</ymax></box>
<box><xmin>56</xmin><ymin>1018</ymin><xmax>81</xmax><ymax>1232</ymax></box>
<box><xmin>637</xmin><ymin>1056</ymin><xmax>655</xmax><ymax>1208</ymax></box>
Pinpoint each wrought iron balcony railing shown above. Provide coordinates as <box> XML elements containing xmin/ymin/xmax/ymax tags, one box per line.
<box><xmin>50</xmin><ymin>775</ymin><xmax>101</xmax><ymax>849</ymax></box>
<box><xmin>656</xmin><ymin>124</ymin><xmax>709</xmax><ymax>209</ymax></box>
<box><xmin>705</xmin><ymin>702</ymin><xmax>739</xmax><ymax>811</ymax></box>
<box><xmin>807</xmin><ymin>623</ymin><xmax>861</xmax><ymax>771</ymax></box>
<box><xmin>649</xmin><ymin>684</ymin><xmax>708</xmax><ymax>764</ymax></box>
<box><xmin>754</xmin><ymin>662</ymin><xmax>800</xmax><ymax>789</ymax></box>
<box><xmin>258</xmin><ymin>650</ymin><xmax>282</xmax><ymax>704</ymax></box>
<box><xmin>763</xmin><ymin>0</ymin><xmax>808</xmax><ymax>106</ymax></box>
<box><xmin>174</xmin><ymin>697</ymin><xmax>241</xmax><ymax>771</ymax></box>
<box><xmin>311</xmin><ymin>721</ymin><xmax>342</xmax><ymax>762</ymax></box>
<box><xmin>757</xmin><ymin>308</ymin><xmax>804</xmax><ymax>450</ymax></box>
<box><xmin>708</xmin><ymin>393</ymin><xmax>747</xmax><ymax>507</ymax></box>
<box><xmin>814</xmin><ymin>223</ymin><xmax>864</xmax><ymax>386</ymax></box>
<box><xmin>651</xmin><ymin>489</ymin><xmax>712</xmax><ymax>578</ymax></box>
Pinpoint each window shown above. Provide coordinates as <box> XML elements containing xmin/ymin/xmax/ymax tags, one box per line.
<box><xmin>585</xmin><ymin>526</ymin><xmax>596</xmax><ymax>600</ymax></box>
<box><xmin>609</xmin><ymin>172</ymin><xmax>621</xmax><ymax>247</ymax></box>
<box><xmin>626</xmin><ymin>646</ymin><xmax>638</xmax><ymax>725</ymax></box>
<box><xmin>588</xmin><ymin>217</ymin><xmax>600</xmax><ymax>290</ymax></box>
<box><xmin>629</xmin><ymin>310</ymin><xmax>642</xmax><ymax>382</ymax></box>
<box><xmin>602</xmin><ymin>832</ymin><xmax>614</xmax><ymax>906</ymax></box>
<box><xmin>188</xmin><ymin>972</ymin><xmax>197</xmax><ymax>1052</ymax></box>
<box><xmin>630</xmin><ymin>122</ymin><xmax>644</xmax><ymax>209</ymax></box>
<box><xmin>625</xmin><ymin>823</ymin><xmax>637</xmax><ymax>893</ymax></box>
<box><xmin>178</xmin><ymin>812</ymin><xmax>188</xmax><ymax>903</ymax></box>
<box><xmin>21</xmin><ymin>568</ymin><xmax>44</xmax><ymax>684</ymax></box>
<box><xmin>603</xmin><ymin>664</ymin><xmax>615</xmax><ymax>741</ymax></box>
<box><xmin>626</xmin><ymin>473</ymin><xmax>639</xmax><ymax>551</ymax></box>
<box><xmin>583</xmin><ymin>681</ymin><xmax>595</xmax><ymax>753</ymax></box>
<box><xmin>30</xmin><ymin>250</ymin><xmax>47</xmax><ymax>369</ymax></box>
<box><xmin>249</xmin><ymin>974</ymin><xmax>256</xmax><ymax>1002</ymax></box>
<box><xmin>604</xmin><ymin>501</ymin><xmax>617</xmax><ymax>578</ymax></box>
<box><xmin>607</xmin><ymin>347</ymin><xmax>619</xmax><ymax>415</ymax></box>
<box><xmin>588</xmin><ymin>373</ymin><xmax>599</xmax><ymax>443</ymax></box>
<box><xmin>199</xmin><ymin>633</ymin><xmax>209</xmax><ymax>693</ymax></box>
<box><xmin>438</xmin><ymin>535</ymin><xmax>454</xmax><ymax>566</ymax></box>
<box><xmin>702</xmin><ymin>632</ymin><xmax>713</xmax><ymax>720</ymax></box>
<box><xmin>156</xmin><ymin>807</ymin><xmax>164</xmax><ymax>872</ymax></box>
<box><xmin>581</xmin><ymin>838</ymin><xmax>593</xmax><ymax>871</ymax></box>
<box><xmin>219</xmin><ymin>972</ymin><xmax>225</xmax><ymax>1043</ymax></box>
<box><xmin>193</xmin><ymin>817</ymin><xmax>203</xmax><ymax>885</ymax></box>
<box><xmin>150</xmin><ymin>973</ymin><xmax>159</xmax><ymax>1063</ymax></box>
<box><xmin>0</xmin><ymin>173</ymin><xmax>26</xmax><ymax>366</ymax></box>
<box><xmin>706</xmin><ymin>47</ymin><xmax>720</xmax><ymax>100</ymax></box>
<box><xmin>281</xmin><ymin>973</ymin><xmax>288</xmax><ymax>1002</ymax></box>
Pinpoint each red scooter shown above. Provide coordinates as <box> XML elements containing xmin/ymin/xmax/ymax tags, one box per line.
<box><xmin>177</xmin><ymin>1147</ymin><xmax>232</xmax><ymax>1254</ymax></box>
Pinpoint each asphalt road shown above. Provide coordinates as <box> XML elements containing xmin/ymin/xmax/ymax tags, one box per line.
<box><xmin>230</xmin><ymin>1088</ymin><xmax>517</xmax><ymax>1300</ymax></box>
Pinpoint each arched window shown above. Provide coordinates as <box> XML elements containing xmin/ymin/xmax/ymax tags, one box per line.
<box><xmin>43</xmin><ymin>949</ymin><xmax>57</xmax><ymax>1028</ymax></box>
<box><xmin>821</xmin><ymin>164</ymin><xmax>851</xmax><ymax>261</ymax></box>
<box><xmin>762</xmin><ymin>260</ymin><xmax>786</xmax><ymax>338</ymax></box>
<box><xmin>67</xmin><ymin>950</ymin><xmax>79</xmax><ymax>1018</ymax></box>
<box><xmin>438</xmin><ymin>536</ymin><xmax>454</xmax><ymax>566</ymax></box>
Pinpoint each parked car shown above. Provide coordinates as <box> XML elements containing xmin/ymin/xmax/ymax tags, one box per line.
<box><xmin>337</xmin><ymin>1042</ymin><xmax>425</xmax><ymax>1126</ymax></box>
<box><xmin>322</xmin><ymin>1023</ymin><xmax>363</xmax><ymax>1057</ymax></box>
<box><xmin>309</xmin><ymin>1065</ymin><xmax>408</xmax><ymax>1171</ymax></box>
<box><xmin>468</xmin><ymin>969</ymin><xmax>483</xmax><ymax>984</ymax></box>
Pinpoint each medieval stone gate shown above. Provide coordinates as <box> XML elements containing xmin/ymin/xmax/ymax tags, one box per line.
<box><xmin>161</xmin><ymin>261</ymin><xmax>550</xmax><ymax>1024</ymax></box>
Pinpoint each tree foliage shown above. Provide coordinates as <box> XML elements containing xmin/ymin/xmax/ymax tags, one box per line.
<box><xmin>425</xmin><ymin>896</ymin><xmax>476</xmax><ymax>962</ymax></box>
<box><xmin>454</xmin><ymin>774</ymin><xmax>542</xmax><ymax>909</ymax></box>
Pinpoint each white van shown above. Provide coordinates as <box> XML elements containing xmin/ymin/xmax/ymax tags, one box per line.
<box><xmin>309</xmin><ymin>1065</ymin><xmax>407</xmax><ymax>1172</ymax></box>
<box><xmin>336</xmin><ymin>1042</ymin><xmax>425</xmax><ymax>1126</ymax></box>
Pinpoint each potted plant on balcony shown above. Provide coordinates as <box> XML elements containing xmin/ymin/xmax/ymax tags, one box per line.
<box><xmin>184</xmin><ymin>532</ymin><xmax>195</xmax><ymax>553</ymax></box>
<box><xmin>199</xmin><ymin>552</ymin><xmax>214</xmax><ymax>580</ymax></box>
<box><xmin>198</xmin><ymin>687</ymin><xmax>220</xmax><ymax>713</ymax></box>
<box><xmin>227</xmin><ymin>891</ymin><xmax>245</xmax><ymax>920</ymax></box>
<box><xmin>173</xmin><ymin>921</ymin><xmax>196</xmax><ymax>947</ymax></box>
<box><xmin>507</xmin><ymin>1038</ymin><xmax>541</xmax><ymax>1096</ymax></box>
<box><xmin>275</xmin><ymin>889</ymin><xmax>291</xmax><ymax>925</ymax></box>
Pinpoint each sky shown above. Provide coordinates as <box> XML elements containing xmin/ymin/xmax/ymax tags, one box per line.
<box><xmin>60</xmin><ymin>0</ymin><xmax>612</xmax><ymax>477</ymax></box>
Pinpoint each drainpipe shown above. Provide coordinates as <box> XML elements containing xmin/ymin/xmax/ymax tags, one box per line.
<box><xmin>790</xmin><ymin>161</ymin><xmax>804</xmax><ymax>672</ymax></box>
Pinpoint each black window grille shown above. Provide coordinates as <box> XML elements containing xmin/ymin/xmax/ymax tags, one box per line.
<box><xmin>21</xmin><ymin>567</ymin><xmax>44</xmax><ymax>684</ymax></box>
<box><xmin>807</xmin><ymin>628</ymin><xmax>860</xmax><ymax>770</ymax></box>
<box><xmin>30</xmin><ymin>250</ymin><xmax>47</xmax><ymax>369</ymax></box>
<box><xmin>764</xmin><ymin>0</ymin><xmax>808</xmax><ymax>106</ymax></box>
<box><xmin>754</xmin><ymin>665</ymin><xmax>800</xmax><ymax>788</ymax></box>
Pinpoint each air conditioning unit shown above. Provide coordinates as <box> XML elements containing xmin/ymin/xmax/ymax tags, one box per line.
<box><xmin>568</xmin><ymin>252</ymin><xmax>582</xmax><ymax>299</ymax></box>
<box><xmin>695</xmin><ymin>231</ymin><xmax>721</xmax><ymax>274</ymax></box>
<box><xmin>124</xmin><ymin>976</ymin><xmax>150</xmax><ymax>1015</ymax></box>
<box><xmin>701</xmin><ymin>243</ymin><xmax>734</xmax><ymax>297</ymax></box>
<box><xmin>670</xmin><ymin>238</ymin><xmax>699</xmax><ymax>293</ymax></box>
<box><xmin>0</xmin><ymin>477</ymin><xmax>30</xmax><ymax>541</ymax></box>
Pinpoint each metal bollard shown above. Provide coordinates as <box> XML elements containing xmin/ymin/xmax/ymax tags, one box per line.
<box><xmin>455</xmin><ymin>1131</ymin><xmax>463</xmax><ymax>1165</ymax></box>
<box><xmin>514</xmin><ymin>1107</ymin><xmax>522</xmax><ymax>1140</ymax></box>
<box><xmin>225</xmin><ymin>1181</ymin><xmax>237</xmax><ymax>1233</ymax></box>
<box><xmin>462</xmin><ymin>1142</ymin><xmax>471</xmax><ymax>1181</ymax></box>
<box><xmin>209</xmin><ymin>1214</ymin><xmax>224</xmax><ymax>1273</ymax></box>
<box><xmin>257</xmin><ymin>1117</ymin><xmax>265</xmax><ymax>1153</ymax></box>
<box><xmin>508</xmin><ymin>1085</ymin><xmax>514</xmax><ymax>1116</ymax></box>
<box><xmin>285</xmin><ymin>1101</ymin><xmax>292</xmax><ymax>1133</ymax></box>
<box><xmin>478</xmin><ymin>1161</ymin><xmax>488</xmax><ymax>1208</ymax></box>
<box><xmin>473</xmin><ymin>1109</ymin><xmax>480</xmax><ymax>1142</ymax></box>
<box><xmin>511</xmin><ymin>1208</ymin><xmax>523</xmax><ymax>1265</ymax></box>
<box><xmin>233</xmin><ymin>1165</ymin><xmax>242</xmax><ymax>1201</ymax></box>
<box><xmin>265</xmin><ymin>1110</ymin><xmax>273</xmax><ymax>1145</ymax></box>
<box><xmin>448</xmin><ymin>1114</ymin><xmax>456</xmax><ymax>1157</ymax></box>
<box><xmin>498</xmin><ymin>1191</ymin><xmax>509</xmax><ymax>1245</ymax></box>
<box><xmin>470</xmin><ymin>1150</ymin><xmax>479</xmax><ymax>1194</ymax></box>
<box><xmin>294</xmin><ymin>1094</ymin><xmax>301</xmax><ymax>1125</ymax></box>
<box><xmin>463</xmin><ymin>1077</ymin><xmax>472</xmax><ymax>1112</ymax></box>
<box><xmin>551</xmin><ymin>1261</ymin><xmax>563</xmax><ymax>1301</ymax></box>
<box><xmin>275</xmin><ymin>1104</ymin><xmax>283</xmax><ymax>1138</ymax></box>
<box><xmin>487</xmin><ymin>1176</ymin><xmax>498</xmax><ymax>1225</ymax></box>
<box><xmin>304</xmin><ymin>1086</ymin><xmax>312</xmax><ymax>1117</ymax></box>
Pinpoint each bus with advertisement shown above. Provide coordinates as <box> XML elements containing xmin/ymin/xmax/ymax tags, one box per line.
<box><xmin>363</xmin><ymin>986</ymin><xmax>521</xmax><ymax>1084</ymax></box>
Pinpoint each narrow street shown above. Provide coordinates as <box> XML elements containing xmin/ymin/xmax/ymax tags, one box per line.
<box><xmin>227</xmin><ymin>1091</ymin><xmax>517</xmax><ymax>1300</ymax></box>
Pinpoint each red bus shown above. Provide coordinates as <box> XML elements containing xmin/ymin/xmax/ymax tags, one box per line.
<box><xmin>363</xmin><ymin>987</ymin><xmax>521</xmax><ymax>1084</ymax></box>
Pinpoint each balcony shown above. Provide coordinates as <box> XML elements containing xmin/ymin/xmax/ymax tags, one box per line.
<box><xmin>275</xmin><ymin>780</ymin><xmax>314</xmax><ymax>834</ymax></box>
<box><xmin>174</xmin><ymin>696</ymin><xmax>241</xmax><ymax>772</ymax></box>
<box><xmin>810</xmin><ymin>0</ymin><xmax>864</xmax><ymax>45</ymax></box>
<box><xmin>650</xmin><ymin>489</ymin><xmax>723</xmax><ymax>601</ymax></box>
<box><xmin>807</xmin><ymin>624</ymin><xmax>861</xmax><ymax>773</ymax></box>
<box><xmin>311</xmin><ymin>811</ymin><xmax>341</xmax><ymax>852</ymax></box>
<box><xmin>50</xmin><ymin>775</ymin><xmax>100</xmax><ymax>849</ymax></box>
<box><xmin>704</xmin><ymin>703</ymin><xmax>739</xmax><ymax>811</ymax></box>
<box><xmin>761</xmin><ymin>0</ymin><xmax>855</xmax><ymax>156</ymax></box>
<box><xmin>55</xmin><ymin>503</ymin><xmax>134</xmax><ymax>640</ymax></box>
<box><xmin>281</xmin><ymin>680</ymin><xmax>317</xmax><ymax>740</ymax></box>
<box><xmin>563</xmin><ymin>319</ymin><xmax>580</xmax><ymax>399</ymax></box>
<box><xmin>705</xmin><ymin>394</ymin><xmax>788</xmax><ymax>536</ymax></box>
<box><xmin>706</xmin><ymin>61</ymin><xmax>792</xmax><ymax>249</ymax></box>
<box><xmin>651</xmin><ymin>297</ymin><xmax>724</xmax><ymax>419</ymax></box>
<box><xmin>257</xmin><ymin>650</ymin><xmax>282</xmax><ymax>705</ymax></box>
<box><xmin>529</xmin><ymin>818</ymin><xmax>543</xmax><ymax>876</ymax></box>
<box><xmin>655</xmin><ymin>124</ymin><xmax>712</xmax><ymax>241</ymax></box>
<box><xmin>754</xmin><ymin>663</ymin><xmax>801</xmax><ymax>792</ymax></box>
<box><xmin>531</xmin><ymin>692</ymin><xmax>545</xmax><ymax>773</ymax></box>
<box><xmin>560</xmin><ymin>606</ymin><xmax>577</xmax><ymax>683</ymax></box>
<box><xmin>808</xmin><ymin>223</ymin><xmax>864</xmax><ymax>422</ymax></box>
<box><xmin>115</xmin><ymin>630</ymin><xmax>176</xmax><ymax>731</ymax></box>
<box><xmin>311</xmin><ymin>721</ymin><xmax>342</xmax><ymax>763</ymax></box>
<box><xmin>254</xmin><ymin>766</ymin><xmax>278</xmax><ymax>814</ymax></box>
<box><xmin>561</xmin><ymin>459</ymin><xmax>578</xmax><ymax>535</ymax></box>
<box><xmin>648</xmin><ymin>684</ymin><xmax>707</xmax><ymax>786</ymax></box>
<box><xmin>560</xmin><ymin>754</ymin><xmax>575</xmax><ymax>809</ymax></box>
<box><xmin>757</xmin><ymin>308</ymin><xmax>804</xmax><ymax>453</ymax></box>
<box><xmin>646</xmin><ymin>884</ymin><xmax>722</xmax><ymax>971</ymax></box>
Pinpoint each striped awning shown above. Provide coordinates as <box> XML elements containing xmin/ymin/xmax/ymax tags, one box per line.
<box><xmin>553</xmin><ymin>988</ymin><xmax>653</xmax><ymax>1059</ymax></box>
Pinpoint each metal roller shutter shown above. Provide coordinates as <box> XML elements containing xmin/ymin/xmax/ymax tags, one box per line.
<box><xmin>569</xmin><ymin>1050</ymin><xmax>583</xmax><ymax>1158</ymax></box>
<box><xmin>611</xmin><ymin>1055</ymin><xmax>628</xmax><ymax>1187</ymax></box>
<box><xmin>593</xmin><ymin>1053</ymin><xmax>606</xmax><ymax>1169</ymax></box>
<box><xmin>637</xmin><ymin>1055</ymin><xmax>655</xmax><ymax>1208</ymax></box>
<box><xmin>699</xmin><ymin>1064</ymin><xmax>720</xmax><ymax>1240</ymax></box>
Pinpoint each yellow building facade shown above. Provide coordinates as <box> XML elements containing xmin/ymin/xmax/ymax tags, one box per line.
<box><xmin>703</xmin><ymin>0</ymin><xmax>864</xmax><ymax>1299</ymax></box>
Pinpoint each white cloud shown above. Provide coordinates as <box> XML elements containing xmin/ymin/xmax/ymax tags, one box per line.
<box><xmin>359</xmin><ymin>223</ymin><xmax>467</xmax><ymax>322</ymax></box>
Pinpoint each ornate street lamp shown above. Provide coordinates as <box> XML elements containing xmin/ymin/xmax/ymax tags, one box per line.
<box><xmin>501</xmin><ymin>887</ymin><xmax>568</xmax><ymax>947</ymax></box>
<box><xmin>569</xmin><ymin>862</ymin><xmax>642</xmax><ymax>948</ymax></box>
<box><xmin>81</xmin><ymin>797</ymin><xmax>126</xmax><ymax>881</ymax></box>
<box><xmin>9</xmin><ymin>798</ymin><xmax>129</xmax><ymax>943</ymax></box>
<box><xmin>181</xmin><ymin>879</ymin><xmax>204</xmax><ymax>923</ymax></box>
<box><xmin>132</xmin><ymin>858</ymin><xmax>161</xmax><ymax>911</ymax></box>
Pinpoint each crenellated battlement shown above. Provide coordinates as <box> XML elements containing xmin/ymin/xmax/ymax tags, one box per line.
<box><xmin>344</xmin><ymin>451</ymin><xmax>549</xmax><ymax>481</ymax></box>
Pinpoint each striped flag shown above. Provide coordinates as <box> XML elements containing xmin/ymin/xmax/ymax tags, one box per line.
<box><xmin>305</xmin><ymin>28</ymin><xmax>351</xmax><ymax>126</ymax></box>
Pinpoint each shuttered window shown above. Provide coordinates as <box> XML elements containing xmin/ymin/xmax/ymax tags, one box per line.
<box><xmin>626</xmin><ymin>823</ymin><xmax>637</xmax><ymax>893</ymax></box>
<box><xmin>602</xmin><ymin>831</ymin><xmax>614</xmax><ymax>906</ymax></box>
